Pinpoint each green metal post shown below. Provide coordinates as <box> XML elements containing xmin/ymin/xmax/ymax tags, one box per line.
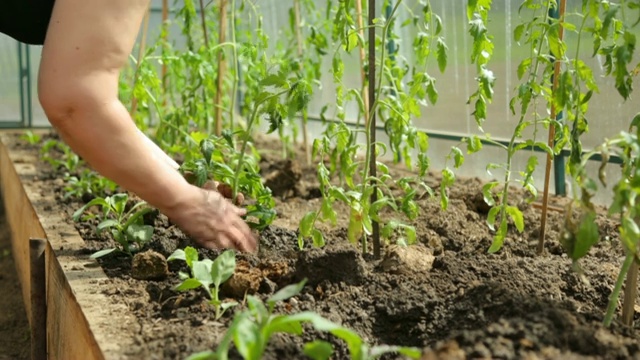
<box><xmin>549</xmin><ymin>2</ymin><xmax>566</xmax><ymax>195</ymax></box>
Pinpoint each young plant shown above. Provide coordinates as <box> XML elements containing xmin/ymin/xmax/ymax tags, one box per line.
<box><xmin>72</xmin><ymin>193</ymin><xmax>154</xmax><ymax>258</ymax></box>
<box><xmin>179</xmin><ymin>131</ymin><xmax>277</xmax><ymax>230</ymax></box>
<box><xmin>62</xmin><ymin>169</ymin><xmax>118</xmax><ymax>201</ymax></box>
<box><xmin>167</xmin><ymin>246</ymin><xmax>237</xmax><ymax>320</ymax></box>
<box><xmin>20</xmin><ymin>130</ymin><xmax>41</xmax><ymax>145</ymax></box>
<box><xmin>297</xmin><ymin>0</ymin><xmax>440</xmax><ymax>255</ymax></box>
<box><xmin>186</xmin><ymin>279</ymin><xmax>422</xmax><ymax>360</ymax></box>
<box><xmin>40</xmin><ymin>139</ymin><xmax>81</xmax><ymax>174</ymax></box>
<box><xmin>566</xmin><ymin>115</ymin><xmax>640</xmax><ymax>327</ymax></box>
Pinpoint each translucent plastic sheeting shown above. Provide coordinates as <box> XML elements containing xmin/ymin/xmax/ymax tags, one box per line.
<box><xmin>0</xmin><ymin>34</ymin><xmax>21</xmax><ymax>123</ymax></box>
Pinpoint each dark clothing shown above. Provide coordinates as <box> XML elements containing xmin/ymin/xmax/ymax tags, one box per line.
<box><xmin>0</xmin><ymin>0</ymin><xmax>56</xmax><ymax>45</ymax></box>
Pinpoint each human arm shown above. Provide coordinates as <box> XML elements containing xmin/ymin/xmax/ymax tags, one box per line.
<box><xmin>37</xmin><ymin>0</ymin><xmax>256</xmax><ymax>251</ymax></box>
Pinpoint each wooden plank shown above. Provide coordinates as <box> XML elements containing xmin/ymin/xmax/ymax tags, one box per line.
<box><xmin>0</xmin><ymin>131</ymin><xmax>138</xmax><ymax>359</ymax></box>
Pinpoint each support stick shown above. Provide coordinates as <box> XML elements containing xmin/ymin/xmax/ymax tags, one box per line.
<box><xmin>130</xmin><ymin>6</ymin><xmax>151</xmax><ymax>117</ymax></box>
<box><xmin>214</xmin><ymin>0</ymin><xmax>228</xmax><ymax>136</ymax></box>
<box><xmin>29</xmin><ymin>238</ymin><xmax>46</xmax><ymax>360</ymax></box>
<box><xmin>368</xmin><ymin>0</ymin><xmax>380</xmax><ymax>259</ymax></box>
<box><xmin>537</xmin><ymin>0</ymin><xmax>566</xmax><ymax>255</ymax></box>
<box><xmin>356</xmin><ymin>0</ymin><xmax>371</xmax><ymax>129</ymax></box>
<box><xmin>161</xmin><ymin>0</ymin><xmax>169</xmax><ymax>107</ymax></box>
<box><xmin>294</xmin><ymin>0</ymin><xmax>311</xmax><ymax>166</ymax></box>
<box><xmin>622</xmin><ymin>259</ymin><xmax>638</xmax><ymax>326</ymax></box>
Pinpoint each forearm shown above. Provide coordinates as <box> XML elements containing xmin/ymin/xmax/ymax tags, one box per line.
<box><xmin>53</xmin><ymin>98</ymin><xmax>192</xmax><ymax>214</ymax></box>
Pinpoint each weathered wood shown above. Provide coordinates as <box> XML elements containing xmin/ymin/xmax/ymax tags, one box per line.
<box><xmin>0</xmin><ymin>131</ymin><xmax>139</xmax><ymax>359</ymax></box>
<box><xmin>30</xmin><ymin>238</ymin><xmax>47</xmax><ymax>360</ymax></box>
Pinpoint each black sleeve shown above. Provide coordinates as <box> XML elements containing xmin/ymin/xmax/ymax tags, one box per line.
<box><xmin>0</xmin><ymin>0</ymin><xmax>56</xmax><ymax>45</ymax></box>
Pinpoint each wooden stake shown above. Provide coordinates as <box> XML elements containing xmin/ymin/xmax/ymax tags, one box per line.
<box><xmin>130</xmin><ymin>6</ymin><xmax>151</xmax><ymax>117</ymax></box>
<box><xmin>355</xmin><ymin>0</ymin><xmax>370</xmax><ymax>129</ymax></box>
<box><xmin>622</xmin><ymin>259</ymin><xmax>638</xmax><ymax>326</ymax></box>
<box><xmin>29</xmin><ymin>238</ymin><xmax>47</xmax><ymax>360</ymax></box>
<box><xmin>214</xmin><ymin>0</ymin><xmax>228</xmax><ymax>136</ymax></box>
<box><xmin>161</xmin><ymin>0</ymin><xmax>169</xmax><ymax>106</ymax></box>
<box><xmin>368</xmin><ymin>0</ymin><xmax>380</xmax><ymax>259</ymax></box>
<box><xmin>294</xmin><ymin>0</ymin><xmax>311</xmax><ymax>165</ymax></box>
<box><xmin>537</xmin><ymin>0</ymin><xmax>566</xmax><ymax>255</ymax></box>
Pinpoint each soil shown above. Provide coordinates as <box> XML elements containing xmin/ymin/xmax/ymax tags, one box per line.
<box><xmin>0</xmin><ymin>194</ymin><xmax>30</xmax><ymax>360</ymax></box>
<box><xmin>3</xmin><ymin>130</ymin><xmax>640</xmax><ymax>360</ymax></box>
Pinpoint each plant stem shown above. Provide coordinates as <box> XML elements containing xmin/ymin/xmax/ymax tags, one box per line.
<box><xmin>538</xmin><ymin>0</ymin><xmax>567</xmax><ymax>255</ymax></box>
<box><xmin>232</xmin><ymin>89</ymin><xmax>290</xmax><ymax>200</ymax></box>
<box><xmin>497</xmin><ymin>1</ymin><xmax>551</xmax><ymax>241</ymax></box>
<box><xmin>605</xmin><ymin>253</ymin><xmax>634</xmax><ymax>326</ymax></box>
<box><xmin>367</xmin><ymin>0</ymin><xmax>379</xmax><ymax>258</ymax></box>
<box><xmin>214</xmin><ymin>0</ymin><xmax>228</xmax><ymax>136</ymax></box>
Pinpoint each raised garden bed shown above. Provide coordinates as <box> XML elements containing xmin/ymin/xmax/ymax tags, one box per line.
<box><xmin>2</xmin><ymin>129</ymin><xmax>640</xmax><ymax>359</ymax></box>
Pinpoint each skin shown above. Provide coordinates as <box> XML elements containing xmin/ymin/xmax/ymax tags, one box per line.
<box><xmin>37</xmin><ymin>0</ymin><xmax>257</xmax><ymax>252</ymax></box>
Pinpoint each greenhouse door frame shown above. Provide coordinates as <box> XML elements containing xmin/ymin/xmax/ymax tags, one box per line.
<box><xmin>1</xmin><ymin>43</ymin><xmax>33</xmax><ymax>129</ymax></box>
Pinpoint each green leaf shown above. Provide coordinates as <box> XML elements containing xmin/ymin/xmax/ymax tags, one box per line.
<box><xmin>265</xmin><ymin>315</ymin><xmax>304</xmax><ymax>338</ymax></box>
<box><xmin>452</xmin><ymin>147</ymin><xmax>464</xmax><ymax>168</ymax></box>
<box><xmin>97</xmin><ymin>219</ymin><xmax>119</xmax><ymax>234</ymax></box>
<box><xmin>311</xmin><ymin>229</ymin><xmax>325</xmax><ymax>247</ymax></box>
<box><xmin>211</xmin><ymin>250</ymin><xmax>236</xmax><ymax>287</ymax></box>
<box><xmin>260</xmin><ymin>74</ymin><xmax>287</xmax><ymax>87</ymax></box>
<box><xmin>167</xmin><ymin>249</ymin><xmax>186</xmax><ymax>262</ymax></box>
<box><xmin>482</xmin><ymin>182</ymin><xmax>498</xmax><ymax>206</ymax></box>
<box><xmin>268</xmin><ymin>279</ymin><xmax>307</xmax><ymax>306</ymax></box>
<box><xmin>514</xmin><ymin>23</ymin><xmax>525</xmax><ymax>42</ymax></box>
<box><xmin>505</xmin><ymin>206</ymin><xmax>524</xmax><ymax>233</ymax></box>
<box><xmin>233</xmin><ymin>314</ymin><xmax>260</xmax><ymax>359</ymax></box>
<box><xmin>304</xmin><ymin>341</ymin><xmax>334</xmax><ymax>360</ymax></box>
<box><xmin>299</xmin><ymin>211</ymin><xmax>316</xmax><ymax>238</ymax></box>
<box><xmin>89</xmin><ymin>248</ymin><xmax>117</xmax><ymax>259</ymax></box>
<box><xmin>200</xmin><ymin>139</ymin><xmax>215</xmax><ymax>164</ymax></box>
<box><xmin>573</xmin><ymin>211</ymin><xmax>599</xmax><ymax>260</ymax></box>
<box><xmin>370</xmin><ymin>345</ymin><xmax>422</xmax><ymax>359</ymax></box>
<box><xmin>185</xmin><ymin>351</ymin><xmax>216</xmax><ymax>360</ymax></box>
<box><xmin>185</xmin><ymin>246</ymin><xmax>199</xmax><ymax>269</ymax></box>
<box><xmin>192</xmin><ymin>259</ymin><xmax>214</xmax><ymax>290</ymax></box>
<box><xmin>466</xmin><ymin>135</ymin><xmax>483</xmax><ymax>154</ymax></box>
<box><xmin>175</xmin><ymin>278</ymin><xmax>203</xmax><ymax>292</ymax></box>
<box><xmin>126</xmin><ymin>224</ymin><xmax>153</xmax><ymax>244</ymax></box>
<box><xmin>488</xmin><ymin>218</ymin><xmax>508</xmax><ymax>253</ymax></box>
<box><xmin>436</xmin><ymin>37</ymin><xmax>448</xmax><ymax>73</ymax></box>
<box><xmin>486</xmin><ymin>205</ymin><xmax>500</xmax><ymax>230</ymax></box>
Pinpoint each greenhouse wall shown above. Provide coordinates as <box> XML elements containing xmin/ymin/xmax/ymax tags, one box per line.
<box><xmin>1</xmin><ymin>0</ymin><xmax>639</xmax><ymax>206</ymax></box>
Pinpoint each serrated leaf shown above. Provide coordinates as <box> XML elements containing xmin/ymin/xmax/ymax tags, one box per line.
<box><xmin>506</xmin><ymin>206</ymin><xmax>525</xmax><ymax>232</ymax></box>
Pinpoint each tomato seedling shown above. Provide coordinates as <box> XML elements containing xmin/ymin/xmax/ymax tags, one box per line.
<box><xmin>72</xmin><ymin>193</ymin><xmax>154</xmax><ymax>258</ymax></box>
<box><xmin>168</xmin><ymin>246</ymin><xmax>238</xmax><ymax>320</ymax></box>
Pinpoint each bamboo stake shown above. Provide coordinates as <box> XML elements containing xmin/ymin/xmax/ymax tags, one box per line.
<box><xmin>537</xmin><ymin>0</ymin><xmax>566</xmax><ymax>255</ymax></box>
<box><xmin>368</xmin><ymin>0</ymin><xmax>380</xmax><ymax>259</ymax></box>
<box><xmin>214</xmin><ymin>0</ymin><xmax>228</xmax><ymax>136</ymax></box>
<box><xmin>294</xmin><ymin>0</ymin><xmax>311</xmax><ymax>165</ymax></box>
<box><xmin>355</xmin><ymin>0</ymin><xmax>370</xmax><ymax>129</ymax></box>
<box><xmin>622</xmin><ymin>258</ymin><xmax>638</xmax><ymax>326</ymax></box>
<box><xmin>161</xmin><ymin>0</ymin><xmax>169</xmax><ymax>107</ymax></box>
<box><xmin>130</xmin><ymin>6</ymin><xmax>151</xmax><ymax>117</ymax></box>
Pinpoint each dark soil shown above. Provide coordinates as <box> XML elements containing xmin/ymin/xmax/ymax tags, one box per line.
<box><xmin>0</xmin><ymin>194</ymin><xmax>30</xmax><ymax>360</ymax></box>
<box><xmin>4</xmin><ymin>130</ymin><xmax>640</xmax><ymax>360</ymax></box>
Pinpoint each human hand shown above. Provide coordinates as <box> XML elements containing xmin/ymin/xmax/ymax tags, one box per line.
<box><xmin>166</xmin><ymin>184</ymin><xmax>257</xmax><ymax>252</ymax></box>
